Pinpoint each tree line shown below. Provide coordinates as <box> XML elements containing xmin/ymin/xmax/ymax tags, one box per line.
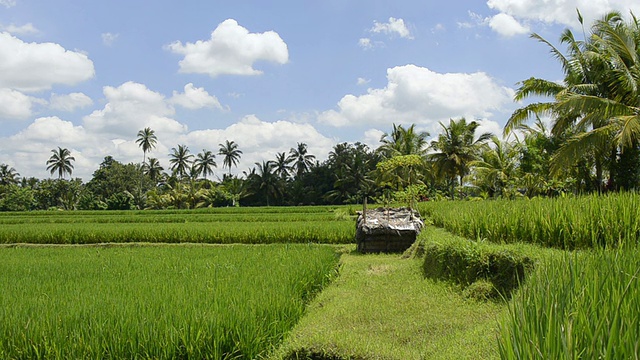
<box><xmin>2</xmin><ymin>10</ymin><xmax>640</xmax><ymax>210</ymax></box>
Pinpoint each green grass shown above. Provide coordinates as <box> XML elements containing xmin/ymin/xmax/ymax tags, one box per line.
<box><xmin>272</xmin><ymin>230</ymin><xmax>506</xmax><ymax>360</ymax></box>
<box><xmin>418</xmin><ymin>192</ymin><xmax>640</xmax><ymax>249</ymax></box>
<box><xmin>0</xmin><ymin>244</ymin><xmax>340</xmax><ymax>359</ymax></box>
<box><xmin>498</xmin><ymin>248</ymin><xmax>640</xmax><ymax>359</ymax></box>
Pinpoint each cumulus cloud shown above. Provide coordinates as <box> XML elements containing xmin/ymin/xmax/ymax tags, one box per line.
<box><xmin>2</xmin><ymin>23</ymin><xmax>38</xmax><ymax>35</ymax></box>
<box><xmin>184</xmin><ymin>115</ymin><xmax>335</xmax><ymax>173</ymax></box>
<box><xmin>358</xmin><ymin>38</ymin><xmax>372</xmax><ymax>49</ymax></box>
<box><xmin>166</xmin><ymin>19</ymin><xmax>289</xmax><ymax>77</ymax></box>
<box><xmin>489</xmin><ymin>13</ymin><xmax>530</xmax><ymax>36</ymax></box>
<box><xmin>83</xmin><ymin>81</ymin><xmax>186</xmax><ymax>139</ymax></box>
<box><xmin>371</xmin><ymin>17</ymin><xmax>413</xmax><ymax>39</ymax></box>
<box><xmin>318</xmin><ymin>64</ymin><xmax>513</xmax><ymax>129</ymax></box>
<box><xmin>49</xmin><ymin>92</ymin><xmax>93</xmax><ymax>112</ymax></box>
<box><xmin>101</xmin><ymin>32</ymin><xmax>119</xmax><ymax>46</ymax></box>
<box><xmin>0</xmin><ymin>32</ymin><xmax>95</xmax><ymax>92</ymax></box>
<box><xmin>170</xmin><ymin>83</ymin><xmax>224</xmax><ymax>110</ymax></box>
<box><xmin>486</xmin><ymin>0</ymin><xmax>640</xmax><ymax>30</ymax></box>
<box><xmin>0</xmin><ymin>88</ymin><xmax>36</xmax><ymax>119</ymax></box>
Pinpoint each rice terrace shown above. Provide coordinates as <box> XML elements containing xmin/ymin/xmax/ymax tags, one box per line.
<box><xmin>4</xmin><ymin>5</ymin><xmax>640</xmax><ymax>360</ymax></box>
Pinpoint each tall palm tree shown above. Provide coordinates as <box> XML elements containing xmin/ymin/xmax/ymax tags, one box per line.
<box><xmin>169</xmin><ymin>144</ymin><xmax>194</xmax><ymax>179</ymax></box>
<box><xmin>218</xmin><ymin>140</ymin><xmax>242</xmax><ymax>175</ymax></box>
<box><xmin>46</xmin><ymin>147</ymin><xmax>75</xmax><ymax>179</ymax></box>
<box><xmin>429</xmin><ymin>118</ymin><xmax>492</xmax><ymax>199</ymax></box>
<box><xmin>144</xmin><ymin>157</ymin><xmax>164</xmax><ymax>183</ymax></box>
<box><xmin>135</xmin><ymin>127</ymin><xmax>157</xmax><ymax>166</ymax></box>
<box><xmin>194</xmin><ymin>149</ymin><xmax>217</xmax><ymax>180</ymax></box>
<box><xmin>0</xmin><ymin>164</ymin><xmax>20</xmax><ymax>186</ymax></box>
<box><xmin>287</xmin><ymin>142</ymin><xmax>316</xmax><ymax>179</ymax></box>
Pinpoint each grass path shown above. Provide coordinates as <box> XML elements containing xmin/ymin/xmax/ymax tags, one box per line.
<box><xmin>272</xmin><ymin>246</ymin><xmax>505</xmax><ymax>359</ymax></box>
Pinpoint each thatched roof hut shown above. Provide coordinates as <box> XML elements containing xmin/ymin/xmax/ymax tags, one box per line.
<box><xmin>356</xmin><ymin>207</ymin><xmax>424</xmax><ymax>253</ymax></box>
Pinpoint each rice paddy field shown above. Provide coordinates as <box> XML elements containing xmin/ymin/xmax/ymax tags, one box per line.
<box><xmin>0</xmin><ymin>206</ymin><xmax>354</xmax><ymax>244</ymax></box>
<box><xmin>2</xmin><ymin>195</ymin><xmax>640</xmax><ymax>359</ymax></box>
<box><xmin>0</xmin><ymin>244</ymin><xmax>339</xmax><ymax>359</ymax></box>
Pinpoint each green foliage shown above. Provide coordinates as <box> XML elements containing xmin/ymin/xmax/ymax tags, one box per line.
<box><xmin>499</xmin><ymin>249</ymin><xmax>640</xmax><ymax>359</ymax></box>
<box><xmin>0</xmin><ymin>244</ymin><xmax>339</xmax><ymax>359</ymax></box>
<box><xmin>0</xmin><ymin>185</ymin><xmax>35</xmax><ymax>211</ymax></box>
<box><xmin>419</xmin><ymin>192</ymin><xmax>640</xmax><ymax>249</ymax></box>
<box><xmin>422</xmin><ymin>232</ymin><xmax>539</xmax><ymax>299</ymax></box>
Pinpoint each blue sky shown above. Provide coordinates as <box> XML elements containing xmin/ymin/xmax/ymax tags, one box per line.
<box><xmin>1</xmin><ymin>0</ymin><xmax>639</xmax><ymax>181</ymax></box>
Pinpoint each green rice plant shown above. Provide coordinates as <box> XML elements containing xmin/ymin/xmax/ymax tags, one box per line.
<box><xmin>0</xmin><ymin>219</ymin><xmax>353</xmax><ymax>244</ymax></box>
<box><xmin>498</xmin><ymin>249</ymin><xmax>640</xmax><ymax>359</ymax></box>
<box><xmin>0</xmin><ymin>244</ymin><xmax>339</xmax><ymax>359</ymax></box>
<box><xmin>418</xmin><ymin>192</ymin><xmax>640</xmax><ymax>249</ymax></box>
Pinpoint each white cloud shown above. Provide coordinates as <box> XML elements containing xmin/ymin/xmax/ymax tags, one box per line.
<box><xmin>358</xmin><ymin>38</ymin><xmax>372</xmax><ymax>49</ymax></box>
<box><xmin>0</xmin><ymin>32</ymin><xmax>95</xmax><ymax>92</ymax></box>
<box><xmin>362</xmin><ymin>128</ymin><xmax>385</xmax><ymax>148</ymax></box>
<box><xmin>49</xmin><ymin>92</ymin><xmax>93</xmax><ymax>112</ymax></box>
<box><xmin>489</xmin><ymin>13</ymin><xmax>530</xmax><ymax>36</ymax></box>
<box><xmin>486</xmin><ymin>0</ymin><xmax>640</xmax><ymax>29</ymax></box>
<box><xmin>318</xmin><ymin>64</ymin><xmax>513</xmax><ymax>129</ymax></box>
<box><xmin>170</xmin><ymin>83</ymin><xmax>224</xmax><ymax>110</ymax></box>
<box><xmin>167</xmin><ymin>19</ymin><xmax>289</xmax><ymax>77</ymax></box>
<box><xmin>83</xmin><ymin>81</ymin><xmax>186</xmax><ymax>139</ymax></box>
<box><xmin>184</xmin><ymin>115</ymin><xmax>335</xmax><ymax>174</ymax></box>
<box><xmin>101</xmin><ymin>32</ymin><xmax>119</xmax><ymax>46</ymax></box>
<box><xmin>371</xmin><ymin>17</ymin><xmax>413</xmax><ymax>39</ymax></box>
<box><xmin>2</xmin><ymin>23</ymin><xmax>38</xmax><ymax>35</ymax></box>
<box><xmin>356</xmin><ymin>77</ymin><xmax>370</xmax><ymax>86</ymax></box>
<box><xmin>0</xmin><ymin>0</ymin><xmax>15</xmax><ymax>8</ymax></box>
<box><xmin>0</xmin><ymin>88</ymin><xmax>34</xmax><ymax>119</ymax></box>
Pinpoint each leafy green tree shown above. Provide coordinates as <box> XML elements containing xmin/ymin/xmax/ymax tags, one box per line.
<box><xmin>0</xmin><ymin>184</ymin><xmax>35</xmax><ymax>211</ymax></box>
<box><xmin>46</xmin><ymin>147</ymin><xmax>75</xmax><ymax>179</ymax></box>
<box><xmin>287</xmin><ymin>142</ymin><xmax>315</xmax><ymax>179</ymax></box>
<box><xmin>194</xmin><ymin>149</ymin><xmax>217</xmax><ymax>180</ymax></box>
<box><xmin>0</xmin><ymin>164</ymin><xmax>20</xmax><ymax>186</ymax></box>
<box><xmin>169</xmin><ymin>144</ymin><xmax>194</xmax><ymax>179</ymax></box>
<box><xmin>86</xmin><ymin>157</ymin><xmax>150</xmax><ymax>204</ymax></box>
<box><xmin>429</xmin><ymin>118</ymin><xmax>492</xmax><ymax>199</ymax></box>
<box><xmin>218</xmin><ymin>140</ymin><xmax>242</xmax><ymax>175</ymax></box>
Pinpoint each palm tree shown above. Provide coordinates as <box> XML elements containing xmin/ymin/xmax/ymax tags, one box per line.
<box><xmin>144</xmin><ymin>157</ymin><xmax>164</xmax><ymax>183</ymax></box>
<box><xmin>273</xmin><ymin>152</ymin><xmax>292</xmax><ymax>180</ymax></box>
<box><xmin>46</xmin><ymin>147</ymin><xmax>75</xmax><ymax>179</ymax></box>
<box><xmin>218</xmin><ymin>140</ymin><xmax>243</xmax><ymax>175</ymax></box>
<box><xmin>469</xmin><ymin>136</ymin><xmax>520</xmax><ymax>198</ymax></box>
<box><xmin>378</xmin><ymin>123</ymin><xmax>429</xmax><ymax>158</ymax></box>
<box><xmin>135</xmin><ymin>127</ymin><xmax>157</xmax><ymax>166</ymax></box>
<box><xmin>248</xmin><ymin>160</ymin><xmax>281</xmax><ymax>206</ymax></box>
<box><xmin>194</xmin><ymin>149</ymin><xmax>217</xmax><ymax>180</ymax></box>
<box><xmin>287</xmin><ymin>142</ymin><xmax>316</xmax><ymax>179</ymax></box>
<box><xmin>429</xmin><ymin>118</ymin><xmax>492</xmax><ymax>199</ymax></box>
<box><xmin>169</xmin><ymin>144</ymin><xmax>194</xmax><ymax>179</ymax></box>
<box><xmin>0</xmin><ymin>164</ymin><xmax>20</xmax><ymax>186</ymax></box>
